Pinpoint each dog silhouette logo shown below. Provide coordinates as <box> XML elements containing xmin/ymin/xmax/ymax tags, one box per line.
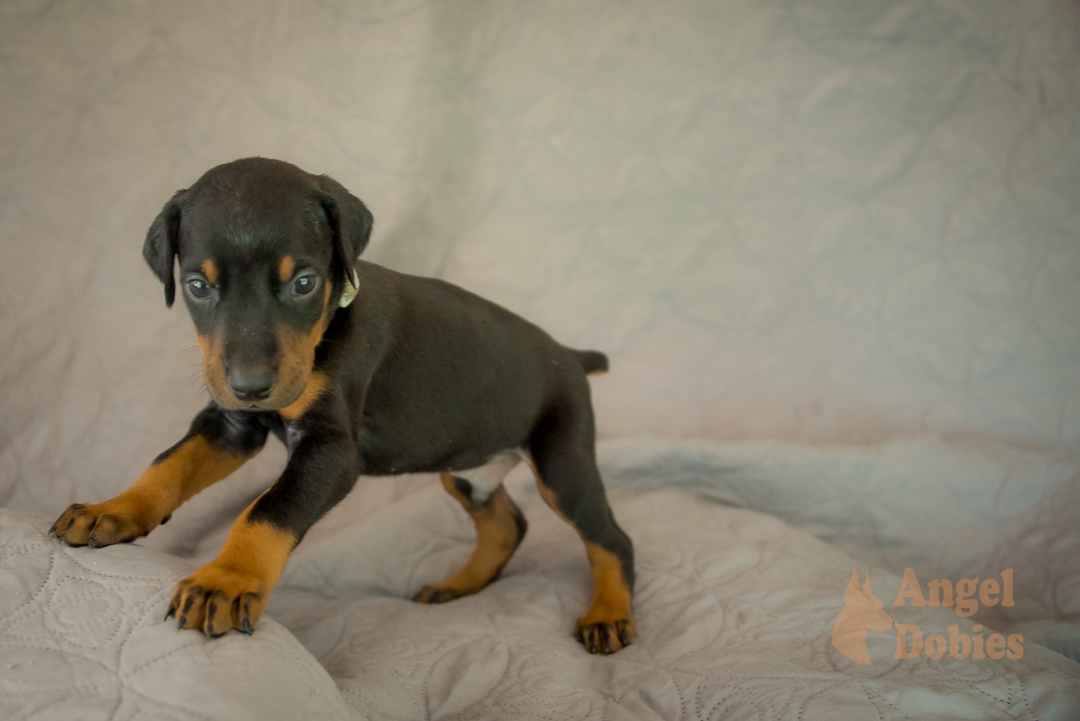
<box><xmin>832</xmin><ymin>569</ymin><xmax>895</xmax><ymax>665</ymax></box>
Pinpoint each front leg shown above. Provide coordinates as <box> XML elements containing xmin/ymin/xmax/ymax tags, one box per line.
<box><xmin>167</xmin><ymin>428</ymin><xmax>359</xmax><ymax>637</ymax></box>
<box><xmin>51</xmin><ymin>405</ymin><xmax>270</xmax><ymax>547</ymax></box>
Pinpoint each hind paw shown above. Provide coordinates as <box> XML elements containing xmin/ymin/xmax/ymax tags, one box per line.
<box><xmin>412</xmin><ymin>584</ymin><xmax>464</xmax><ymax>604</ymax></box>
<box><xmin>575</xmin><ymin>615</ymin><xmax>635</xmax><ymax>654</ymax></box>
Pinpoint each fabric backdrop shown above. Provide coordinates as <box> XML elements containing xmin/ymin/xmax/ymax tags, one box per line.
<box><xmin>3</xmin><ymin>2</ymin><xmax>1079</xmax><ymax>517</ymax></box>
<box><xmin>3</xmin><ymin>1</ymin><xmax>1079</xmax><ymax>514</ymax></box>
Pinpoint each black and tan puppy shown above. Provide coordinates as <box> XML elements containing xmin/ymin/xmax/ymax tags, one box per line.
<box><xmin>50</xmin><ymin>158</ymin><xmax>634</xmax><ymax>654</ymax></box>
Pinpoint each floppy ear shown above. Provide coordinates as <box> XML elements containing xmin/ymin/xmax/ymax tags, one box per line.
<box><xmin>143</xmin><ymin>190</ymin><xmax>187</xmax><ymax>308</ymax></box>
<box><xmin>318</xmin><ymin>175</ymin><xmax>373</xmax><ymax>289</ymax></box>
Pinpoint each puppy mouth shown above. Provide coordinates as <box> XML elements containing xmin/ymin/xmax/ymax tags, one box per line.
<box><xmin>242</xmin><ymin>395</ymin><xmax>297</xmax><ymax>412</ymax></box>
<box><xmin>203</xmin><ymin>378</ymin><xmax>306</xmax><ymax>413</ymax></box>
<box><xmin>234</xmin><ymin>387</ymin><xmax>303</xmax><ymax>412</ymax></box>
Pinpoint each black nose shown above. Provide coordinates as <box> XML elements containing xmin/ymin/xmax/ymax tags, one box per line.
<box><xmin>227</xmin><ymin>367</ymin><xmax>275</xmax><ymax>401</ymax></box>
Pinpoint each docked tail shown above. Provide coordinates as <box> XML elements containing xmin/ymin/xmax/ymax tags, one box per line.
<box><xmin>573</xmin><ymin>350</ymin><xmax>609</xmax><ymax>375</ymax></box>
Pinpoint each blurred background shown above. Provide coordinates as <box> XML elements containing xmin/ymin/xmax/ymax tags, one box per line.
<box><xmin>1</xmin><ymin>0</ymin><xmax>1078</xmax><ymax>517</ymax></box>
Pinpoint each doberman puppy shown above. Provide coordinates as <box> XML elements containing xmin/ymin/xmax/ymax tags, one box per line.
<box><xmin>49</xmin><ymin>158</ymin><xmax>635</xmax><ymax>654</ymax></box>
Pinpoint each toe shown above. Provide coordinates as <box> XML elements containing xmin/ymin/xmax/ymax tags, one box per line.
<box><xmin>236</xmin><ymin>592</ymin><xmax>264</xmax><ymax>634</ymax></box>
<box><xmin>175</xmin><ymin>583</ymin><xmax>209</xmax><ymax>631</ymax></box>
<box><xmin>203</xmin><ymin>590</ymin><xmax>233</xmax><ymax>638</ymax></box>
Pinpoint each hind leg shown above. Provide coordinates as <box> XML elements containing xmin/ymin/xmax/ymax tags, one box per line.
<box><xmin>528</xmin><ymin>407</ymin><xmax>635</xmax><ymax>654</ymax></box>
<box><xmin>413</xmin><ymin>455</ymin><xmax>528</xmax><ymax>604</ymax></box>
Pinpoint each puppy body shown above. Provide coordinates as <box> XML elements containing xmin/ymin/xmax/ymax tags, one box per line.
<box><xmin>51</xmin><ymin>158</ymin><xmax>634</xmax><ymax>654</ymax></box>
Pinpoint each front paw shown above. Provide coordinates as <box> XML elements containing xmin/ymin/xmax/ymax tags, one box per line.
<box><xmin>50</xmin><ymin>499</ymin><xmax>160</xmax><ymax>548</ymax></box>
<box><xmin>166</xmin><ymin>562</ymin><xmax>268</xmax><ymax>638</ymax></box>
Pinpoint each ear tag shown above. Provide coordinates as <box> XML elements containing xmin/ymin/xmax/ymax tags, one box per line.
<box><xmin>339</xmin><ymin>270</ymin><xmax>360</xmax><ymax>308</ymax></box>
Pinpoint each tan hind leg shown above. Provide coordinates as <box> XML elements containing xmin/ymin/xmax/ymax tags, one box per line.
<box><xmin>525</xmin><ymin>405</ymin><xmax>635</xmax><ymax>654</ymax></box>
<box><xmin>528</xmin><ymin>458</ymin><xmax>635</xmax><ymax>654</ymax></box>
<box><xmin>413</xmin><ymin>470</ymin><xmax>528</xmax><ymax>604</ymax></box>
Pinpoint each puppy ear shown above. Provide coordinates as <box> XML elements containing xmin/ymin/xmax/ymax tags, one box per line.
<box><xmin>143</xmin><ymin>190</ymin><xmax>186</xmax><ymax>307</ymax></box>
<box><xmin>318</xmin><ymin>175</ymin><xmax>373</xmax><ymax>288</ymax></box>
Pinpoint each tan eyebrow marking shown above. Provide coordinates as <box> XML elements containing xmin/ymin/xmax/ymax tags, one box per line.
<box><xmin>201</xmin><ymin>259</ymin><xmax>219</xmax><ymax>285</ymax></box>
<box><xmin>278</xmin><ymin>256</ymin><xmax>296</xmax><ymax>283</ymax></box>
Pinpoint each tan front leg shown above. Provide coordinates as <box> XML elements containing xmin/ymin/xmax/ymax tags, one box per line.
<box><xmin>167</xmin><ymin>499</ymin><xmax>296</xmax><ymax>637</ymax></box>
<box><xmin>51</xmin><ymin>435</ymin><xmax>260</xmax><ymax>547</ymax></box>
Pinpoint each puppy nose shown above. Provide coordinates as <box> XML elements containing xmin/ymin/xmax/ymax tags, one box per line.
<box><xmin>227</xmin><ymin>368</ymin><xmax>275</xmax><ymax>401</ymax></box>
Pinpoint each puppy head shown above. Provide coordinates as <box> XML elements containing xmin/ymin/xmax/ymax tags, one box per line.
<box><xmin>143</xmin><ymin>158</ymin><xmax>372</xmax><ymax>411</ymax></box>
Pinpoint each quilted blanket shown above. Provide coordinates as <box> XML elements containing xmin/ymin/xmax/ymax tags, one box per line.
<box><xmin>3</xmin><ymin>437</ymin><xmax>1079</xmax><ymax>719</ymax></box>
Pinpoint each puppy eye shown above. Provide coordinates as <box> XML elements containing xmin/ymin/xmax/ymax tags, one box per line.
<box><xmin>293</xmin><ymin>275</ymin><xmax>317</xmax><ymax>295</ymax></box>
<box><xmin>188</xmin><ymin>279</ymin><xmax>212</xmax><ymax>298</ymax></box>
